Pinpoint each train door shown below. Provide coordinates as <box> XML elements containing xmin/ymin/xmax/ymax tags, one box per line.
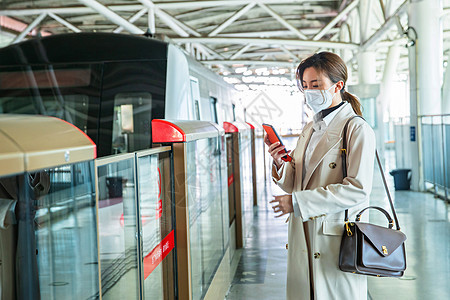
<box><xmin>99</xmin><ymin>61</ymin><xmax>167</xmax><ymax>156</ymax></box>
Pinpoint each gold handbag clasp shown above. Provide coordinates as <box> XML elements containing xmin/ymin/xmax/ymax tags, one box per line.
<box><xmin>345</xmin><ymin>222</ymin><xmax>353</xmax><ymax>236</ymax></box>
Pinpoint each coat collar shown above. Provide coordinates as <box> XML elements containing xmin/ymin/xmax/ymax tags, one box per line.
<box><xmin>301</xmin><ymin>102</ymin><xmax>356</xmax><ymax>189</ymax></box>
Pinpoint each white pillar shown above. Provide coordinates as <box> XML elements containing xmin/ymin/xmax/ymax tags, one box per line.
<box><xmin>357</xmin><ymin>51</ymin><xmax>377</xmax><ymax>84</ymax></box>
<box><xmin>442</xmin><ymin>62</ymin><xmax>450</xmax><ymax>114</ymax></box>
<box><xmin>377</xmin><ymin>46</ymin><xmax>401</xmax><ymax>166</ymax></box>
<box><xmin>357</xmin><ymin>51</ymin><xmax>385</xmax><ymax>163</ymax></box>
<box><xmin>408</xmin><ymin>0</ymin><xmax>443</xmax><ymax>190</ymax></box>
<box><xmin>380</xmin><ymin>46</ymin><xmax>402</xmax><ymax>117</ymax></box>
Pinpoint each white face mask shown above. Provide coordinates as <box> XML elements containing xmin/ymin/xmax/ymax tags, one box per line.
<box><xmin>304</xmin><ymin>84</ymin><xmax>336</xmax><ymax>114</ymax></box>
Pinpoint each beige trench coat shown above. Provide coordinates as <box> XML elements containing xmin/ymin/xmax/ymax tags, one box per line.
<box><xmin>272</xmin><ymin>102</ymin><xmax>376</xmax><ymax>300</ymax></box>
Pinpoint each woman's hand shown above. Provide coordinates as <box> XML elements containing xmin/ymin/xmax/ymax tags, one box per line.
<box><xmin>270</xmin><ymin>194</ymin><xmax>294</xmax><ymax>218</ymax></box>
<box><xmin>264</xmin><ymin>135</ymin><xmax>291</xmax><ymax>169</ymax></box>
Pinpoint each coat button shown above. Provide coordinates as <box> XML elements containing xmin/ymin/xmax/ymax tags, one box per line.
<box><xmin>314</xmin><ymin>252</ymin><xmax>320</xmax><ymax>259</ymax></box>
<box><xmin>329</xmin><ymin>162</ymin><xmax>337</xmax><ymax>169</ymax></box>
<box><xmin>286</xmin><ymin>244</ymin><xmax>288</xmax><ymax>250</ymax></box>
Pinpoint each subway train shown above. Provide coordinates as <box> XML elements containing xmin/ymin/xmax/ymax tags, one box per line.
<box><xmin>0</xmin><ymin>32</ymin><xmax>245</xmax><ymax>157</ymax></box>
<box><xmin>0</xmin><ymin>33</ymin><xmax>254</xmax><ymax>300</ymax></box>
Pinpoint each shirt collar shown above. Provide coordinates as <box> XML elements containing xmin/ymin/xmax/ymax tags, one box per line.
<box><xmin>313</xmin><ymin>101</ymin><xmax>345</xmax><ymax>126</ymax></box>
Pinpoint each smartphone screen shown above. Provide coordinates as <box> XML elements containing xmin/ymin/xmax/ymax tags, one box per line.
<box><xmin>262</xmin><ymin>123</ymin><xmax>292</xmax><ymax>162</ymax></box>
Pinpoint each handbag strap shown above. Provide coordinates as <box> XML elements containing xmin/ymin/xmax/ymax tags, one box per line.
<box><xmin>341</xmin><ymin>116</ymin><xmax>401</xmax><ymax>231</ymax></box>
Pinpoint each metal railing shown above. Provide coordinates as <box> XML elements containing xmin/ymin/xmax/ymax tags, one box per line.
<box><xmin>419</xmin><ymin>114</ymin><xmax>450</xmax><ymax>201</ymax></box>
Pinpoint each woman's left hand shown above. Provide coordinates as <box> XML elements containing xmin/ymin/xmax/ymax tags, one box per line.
<box><xmin>270</xmin><ymin>195</ymin><xmax>294</xmax><ymax>217</ymax></box>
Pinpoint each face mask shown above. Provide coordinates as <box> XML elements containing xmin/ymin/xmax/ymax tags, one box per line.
<box><xmin>304</xmin><ymin>84</ymin><xmax>336</xmax><ymax>114</ymax></box>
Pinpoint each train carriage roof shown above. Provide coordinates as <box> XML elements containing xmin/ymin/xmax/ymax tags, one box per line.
<box><xmin>0</xmin><ymin>33</ymin><xmax>168</xmax><ymax>66</ymax></box>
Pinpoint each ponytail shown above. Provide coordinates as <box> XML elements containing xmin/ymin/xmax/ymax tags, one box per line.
<box><xmin>341</xmin><ymin>90</ymin><xmax>362</xmax><ymax>116</ymax></box>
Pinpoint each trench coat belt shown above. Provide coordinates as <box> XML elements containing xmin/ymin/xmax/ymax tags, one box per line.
<box><xmin>308</xmin><ymin>214</ymin><xmax>326</xmax><ymax>220</ymax></box>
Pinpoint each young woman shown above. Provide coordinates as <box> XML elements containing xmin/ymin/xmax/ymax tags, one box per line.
<box><xmin>266</xmin><ymin>52</ymin><xmax>376</xmax><ymax>300</ymax></box>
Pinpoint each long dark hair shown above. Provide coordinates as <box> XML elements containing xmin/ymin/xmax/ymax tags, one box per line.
<box><xmin>296</xmin><ymin>51</ymin><xmax>362</xmax><ymax>116</ymax></box>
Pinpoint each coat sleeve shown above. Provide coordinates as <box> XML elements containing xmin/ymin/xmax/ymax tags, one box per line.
<box><xmin>271</xmin><ymin>147</ymin><xmax>297</xmax><ymax>194</ymax></box>
<box><xmin>294</xmin><ymin>122</ymin><xmax>376</xmax><ymax>220</ymax></box>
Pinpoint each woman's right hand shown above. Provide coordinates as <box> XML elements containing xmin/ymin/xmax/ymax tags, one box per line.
<box><xmin>264</xmin><ymin>135</ymin><xmax>291</xmax><ymax>169</ymax></box>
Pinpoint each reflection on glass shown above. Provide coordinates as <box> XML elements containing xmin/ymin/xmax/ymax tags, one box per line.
<box><xmin>0</xmin><ymin>64</ymin><xmax>101</xmax><ymax>136</ymax></box>
<box><xmin>138</xmin><ymin>151</ymin><xmax>176</xmax><ymax>299</ymax></box>
<box><xmin>97</xmin><ymin>158</ymin><xmax>139</xmax><ymax>299</ymax></box>
<box><xmin>186</xmin><ymin>137</ymin><xmax>227</xmax><ymax>300</ymax></box>
<box><xmin>33</xmin><ymin>161</ymin><xmax>99</xmax><ymax>299</ymax></box>
<box><xmin>239</xmin><ymin>130</ymin><xmax>254</xmax><ymax>243</ymax></box>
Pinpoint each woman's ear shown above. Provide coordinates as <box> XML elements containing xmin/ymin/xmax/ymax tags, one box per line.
<box><xmin>335</xmin><ymin>80</ymin><xmax>344</xmax><ymax>92</ymax></box>
<box><xmin>334</xmin><ymin>80</ymin><xmax>344</xmax><ymax>93</ymax></box>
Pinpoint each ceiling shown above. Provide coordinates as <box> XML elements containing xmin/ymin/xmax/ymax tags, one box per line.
<box><xmin>0</xmin><ymin>0</ymin><xmax>448</xmax><ymax>90</ymax></box>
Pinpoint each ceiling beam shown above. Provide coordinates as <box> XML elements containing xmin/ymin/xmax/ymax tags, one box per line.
<box><xmin>0</xmin><ymin>1</ymin><xmax>332</xmax><ymax>16</ymax></box>
<box><xmin>172</xmin><ymin>37</ymin><xmax>359</xmax><ymax>50</ymax></box>
<box><xmin>138</xmin><ymin>0</ymin><xmax>189</xmax><ymax>37</ymax></box>
<box><xmin>208</xmin><ymin>2</ymin><xmax>256</xmax><ymax>36</ymax></box>
<box><xmin>148</xmin><ymin>7</ymin><xmax>156</xmax><ymax>34</ymax></box>
<box><xmin>279</xmin><ymin>45</ymin><xmax>299</xmax><ymax>61</ymax></box>
<box><xmin>216</xmin><ymin>28</ymin><xmax>340</xmax><ymax>38</ymax></box>
<box><xmin>48</xmin><ymin>12</ymin><xmax>81</xmax><ymax>32</ymax></box>
<box><xmin>12</xmin><ymin>13</ymin><xmax>47</xmax><ymax>44</ymax></box>
<box><xmin>313</xmin><ymin>0</ymin><xmax>359</xmax><ymax>41</ymax></box>
<box><xmin>230</xmin><ymin>44</ymin><xmax>253</xmax><ymax>59</ymax></box>
<box><xmin>149</xmin><ymin>0</ymin><xmax>331</xmax><ymax>10</ymax></box>
<box><xmin>201</xmin><ymin>59</ymin><xmax>296</xmax><ymax>67</ymax></box>
<box><xmin>196</xmin><ymin>43</ymin><xmax>225</xmax><ymax>59</ymax></box>
<box><xmin>113</xmin><ymin>8</ymin><xmax>147</xmax><ymax>33</ymax></box>
<box><xmin>77</xmin><ymin>0</ymin><xmax>144</xmax><ymax>34</ymax></box>
<box><xmin>360</xmin><ymin>0</ymin><xmax>407</xmax><ymax>51</ymax></box>
<box><xmin>258</xmin><ymin>3</ymin><xmax>307</xmax><ymax>39</ymax></box>
<box><xmin>140</xmin><ymin>0</ymin><xmax>202</xmax><ymax>37</ymax></box>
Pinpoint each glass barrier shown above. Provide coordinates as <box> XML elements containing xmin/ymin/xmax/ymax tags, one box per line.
<box><xmin>185</xmin><ymin>136</ymin><xmax>228</xmax><ymax>300</ymax></box>
<box><xmin>0</xmin><ymin>161</ymin><xmax>99</xmax><ymax>299</ymax></box>
<box><xmin>420</xmin><ymin>115</ymin><xmax>450</xmax><ymax>199</ymax></box>
<box><xmin>96</xmin><ymin>147</ymin><xmax>176</xmax><ymax>300</ymax></box>
<box><xmin>136</xmin><ymin>148</ymin><xmax>176</xmax><ymax>300</ymax></box>
<box><xmin>226</xmin><ymin>135</ymin><xmax>236</xmax><ymax>226</ymax></box>
<box><xmin>238</xmin><ymin>128</ymin><xmax>254</xmax><ymax>242</ymax></box>
<box><xmin>96</xmin><ymin>154</ymin><xmax>139</xmax><ymax>299</ymax></box>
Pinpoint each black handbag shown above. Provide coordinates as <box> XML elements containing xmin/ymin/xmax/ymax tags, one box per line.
<box><xmin>338</xmin><ymin>116</ymin><xmax>407</xmax><ymax>277</ymax></box>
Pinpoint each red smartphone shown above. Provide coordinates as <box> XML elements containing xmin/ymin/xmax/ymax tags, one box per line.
<box><xmin>262</xmin><ymin>123</ymin><xmax>292</xmax><ymax>162</ymax></box>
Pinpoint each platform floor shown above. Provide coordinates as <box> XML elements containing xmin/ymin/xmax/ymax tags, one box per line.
<box><xmin>225</xmin><ymin>147</ymin><xmax>450</xmax><ymax>300</ymax></box>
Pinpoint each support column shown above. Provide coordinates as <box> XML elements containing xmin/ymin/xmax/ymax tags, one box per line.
<box><xmin>442</xmin><ymin>61</ymin><xmax>450</xmax><ymax>114</ymax></box>
<box><xmin>380</xmin><ymin>46</ymin><xmax>401</xmax><ymax>119</ymax></box>
<box><xmin>408</xmin><ymin>0</ymin><xmax>443</xmax><ymax>190</ymax></box>
<box><xmin>377</xmin><ymin>45</ymin><xmax>401</xmax><ymax>166</ymax></box>
<box><xmin>357</xmin><ymin>51</ymin><xmax>383</xmax><ymax>161</ymax></box>
<box><xmin>357</xmin><ymin>51</ymin><xmax>377</xmax><ymax>84</ymax></box>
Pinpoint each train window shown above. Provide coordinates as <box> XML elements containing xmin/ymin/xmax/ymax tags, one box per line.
<box><xmin>194</xmin><ymin>100</ymin><xmax>201</xmax><ymax>121</ymax></box>
<box><xmin>0</xmin><ymin>64</ymin><xmax>102</xmax><ymax>146</ymax></box>
<box><xmin>0</xmin><ymin>68</ymin><xmax>91</xmax><ymax>89</ymax></box>
<box><xmin>0</xmin><ymin>94</ymin><xmax>91</xmax><ymax>131</ymax></box>
<box><xmin>112</xmin><ymin>93</ymin><xmax>152</xmax><ymax>154</ymax></box>
<box><xmin>190</xmin><ymin>78</ymin><xmax>201</xmax><ymax>120</ymax></box>
<box><xmin>232</xmin><ymin>104</ymin><xmax>236</xmax><ymax>122</ymax></box>
<box><xmin>210</xmin><ymin>97</ymin><xmax>218</xmax><ymax>124</ymax></box>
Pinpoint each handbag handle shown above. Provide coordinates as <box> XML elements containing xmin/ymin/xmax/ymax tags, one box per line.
<box><xmin>355</xmin><ymin>206</ymin><xmax>394</xmax><ymax>229</ymax></box>
<box><xmin>341</xmin><ymin>116</ymin><xmax>402</xmax><ymax>231</ymax></box>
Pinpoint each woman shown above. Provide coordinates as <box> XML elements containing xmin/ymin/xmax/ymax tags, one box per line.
<box><xmin>266</xmin><ymin>52</ymin><xmax>375</xmax><ymax>300</ymax></box>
